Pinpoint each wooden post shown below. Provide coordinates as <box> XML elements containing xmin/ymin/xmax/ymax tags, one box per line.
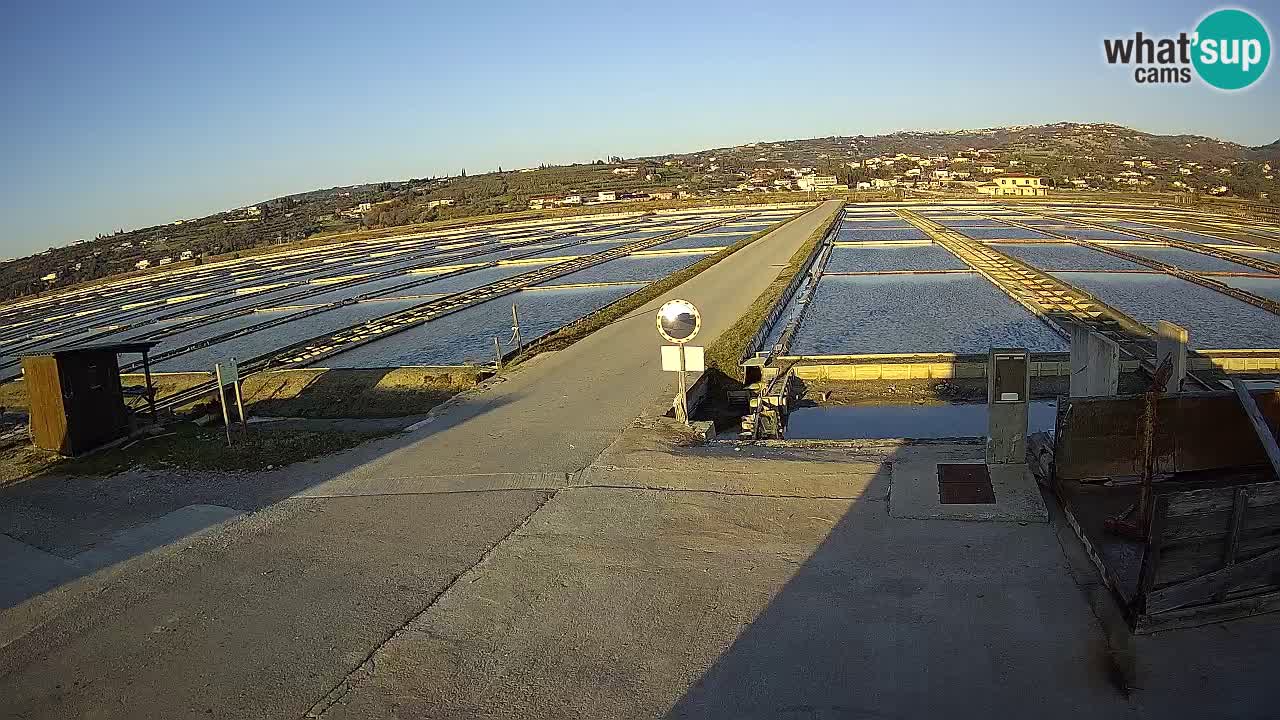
<box><xmin>141</xmin><ymin>348</ymin><xmax>157</xmax><ymax>420</ymax></box>
<box><xmin>214</xmin><ymin>364</ymin><xmax>232</xmax><ymax>448</ymax></box>
<box><xmin>1137</xmin><ymin>496</ymin><xmax>1168</xmax><ymax>601</ymax></box>
<box><xmin>1232</xmin><ymin>380</ymin><xmax>1280</xmax><ymax>480</ymax></box>
<box><xmin>675</xmin><ymin>344</ymin><xmax>689</xmax><ymax>424</ymax></box>
<box><xmin>493</xmin><ymin>336</ymin><xmax>503</xmax><ymax>370</ymax></box>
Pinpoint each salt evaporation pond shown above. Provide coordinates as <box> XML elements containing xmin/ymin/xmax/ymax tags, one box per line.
<box><xmin>824</xmin><ymin>244</ymin><xmax>967</xmax><ymax>273</ymax></box>
<box><xmin>322</xmin><ymin>285</ymin><xmax>637</xmax><ymax>367</ymax></box>
<box><xmin>790</xmin><ymin>274</ymin><xmax>1066</xmax><ymax>356</ymax></box>
<box><xmin>1052</xmin><ymin>271</ymin><xmax>1280</xmax><ymax>349</ymax></box>
<box><xmin>996</xmin><ymin>243</ymin><xmax>1147</xmax><ymax>272</ymax></box>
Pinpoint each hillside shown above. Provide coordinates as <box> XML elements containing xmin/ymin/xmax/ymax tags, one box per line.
<box><xmin>3</xmin><ymin>122</ymin><xmax>1277</xmax><ymax>303</ymax></box>
<box><xmin>648</xmin><ymin>122</ymin><xmax>1277</xmax><ymax>198</ymax></box>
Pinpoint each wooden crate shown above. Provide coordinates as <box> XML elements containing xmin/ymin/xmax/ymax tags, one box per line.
<box><xmin>1053</xmin><ymin>390</ymin><xmax>1280</xmax><ymax>632</ymax></box>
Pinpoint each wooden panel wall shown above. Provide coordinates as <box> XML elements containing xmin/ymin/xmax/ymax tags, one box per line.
<box><xmin>21</xmin><ymin>355</ymin><xmax>68</xmax><ymax>454</ymax></box>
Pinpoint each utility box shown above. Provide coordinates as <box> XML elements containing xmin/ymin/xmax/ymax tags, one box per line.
<box><xmin>20</xmin><ymin>341</ymin><xmax>159</xmax><ymax>456</ymax></box>
<box><xmin>987</xmin><ymin>348</ymin><xmax>1030</xmax><ymax>465</ymax></box>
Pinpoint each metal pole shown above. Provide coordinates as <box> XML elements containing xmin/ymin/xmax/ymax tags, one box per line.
<box><xmin>511</xmin><ymin>304</ymin><xmax>521</xmax><ymax>351</ymax></box>
<box><xmin>215</xmin><ymin>364</ymin><xmax>232</xmax><ymax>448</ymax></box>
<box><xmin>494</xmin><ymin>336</ymin><xmax>503</xmax><ymax>370</ymax></box>
<box><xmin>676</xmin><ymin>343</ymin><xmax>689</xmax><ymax>424</ymax></box>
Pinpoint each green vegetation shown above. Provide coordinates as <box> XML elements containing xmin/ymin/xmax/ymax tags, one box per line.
<box><xmin>58</xmin><ymin>422</ymin><xmax>396</xmax><ymax>476</ymax></box>
<box><xmin>510</xmin><ymin>212</ymin><xmax>808</xmax><ymax>362</ymax></box>
<box><xmin>704</xmin><ymin>206</ymin><xmax>841</xmax><ymax>383</ymax></box>
<box><xmin>241</xmin><ymin>367</ymin><xmax>481</xmax><ymax>419</ymax></box>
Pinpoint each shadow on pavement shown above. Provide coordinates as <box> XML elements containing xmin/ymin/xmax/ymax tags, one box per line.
<box><xmin>0</xmin><ymin>384</ymin><xmax>521</xmax><ymax>611</ymax></box>
<box><xmin>658</xmin><ymin>442</ymin><xmax>1127</xmax><ymax>719</ymax></box>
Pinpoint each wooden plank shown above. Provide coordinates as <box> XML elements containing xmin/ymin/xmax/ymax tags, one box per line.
<box><xmin>1166</xmin><ymin>480</ymin><xmax>1280</xmax><ymax>516</ymax></box>
<box><xmin>1138</xmin><ymin>587</ymin><xmax>1280</xmax><ymax>634</ymax></box>
<box><xmin>1215</xmin><ymin>487</ymin><xmax>1250</xmax><ymax>602</ymax></box>
<box><xmin>1162</xmin><ymin>501</ymin><xmax>1280</xmax><ymax>542</ymax></box>
<box><xmin>1233</xmin><ymin>379</ymin><xmax>1280</xmax><ymax>481</ymax></box>
<box><xmin>1138</xmin><ymin>496</ymin><xmax>1168</xmax><ymax>600</ymax></box>
<box><xmin>21</xmin><ymin>355</ymin><xmax>68</xmax><ymax>454</ymax></box>
<box><xmin>1146</xmin><ymin>545</ymin><xmax>1280</xmax><ymax>614</ymax></box>
<box><xmin>1057</xmin><ymin>392</ymin><xmax>1280</xmax><ymax>481</ymax></box>
<box><xmin>1223</xmin><ymin>487</ymin><xmax>1249</xmax><ymax>566</ymax></box>
<box><xmin>1157</xmin><ymin>533</ymin><xmax>1280</xmax><ymax>587</ymax></box>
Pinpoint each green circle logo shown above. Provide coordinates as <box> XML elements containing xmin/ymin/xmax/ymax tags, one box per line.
<box><xmin>1193</xmin><ymin>9</ymin><xmax>1270</xmax><ymax>90</ymax></box>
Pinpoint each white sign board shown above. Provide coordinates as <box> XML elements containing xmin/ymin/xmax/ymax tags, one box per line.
<box><xmin>662</xmin><ymin>345</ymin><xmax>704</xmax><ymax>372</ymax></box>
<box><xmin>213</xmin><ymin>358</ymin><xmax>247</xmax><ymax>444</ymax></box>
<box><xmin>214</xmin><ymin>358</ymin><xmax>239</xmax><ymax>388</ymax></box>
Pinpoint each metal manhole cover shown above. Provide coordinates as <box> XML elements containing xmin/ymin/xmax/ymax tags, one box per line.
<box><xmin>937</xmin><ymin>464</ymin><xmax>996</xmax><ymax>505</ymax></box>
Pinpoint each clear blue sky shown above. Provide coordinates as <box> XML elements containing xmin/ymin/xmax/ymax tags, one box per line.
<box><xmin>1</xmin><ymin>0</ymin><xmax>1276</xmax><ymax>256</ymax></box>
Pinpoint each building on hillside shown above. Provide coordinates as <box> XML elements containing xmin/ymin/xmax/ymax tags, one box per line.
<box><xmin>135</xmin><ymin>260</ymin><xmax>151</xmax><ymax>270</ymax></box>
<box><xmin>596</xmin><ymin>190</ymin><xmax>617</xmax><ymax>202</ymax></box>
<box><xmin>563</xmin><ymin>194</ymin><xmax>583</xmax><ymax>205</ymax></box>
<box><xmin>528</xmin><ymin>196</ymin><xmax>560</xmax><ymax>210</ymax></box>
<box><xmin>797</xmin><ymin>175</ymin><xmax>838</xmax><ymax>191</ymax></box>
<box><xmin>977</xmin><ymin>174</ymin><xmax>1048</xmax><ymax>197</ymax></box>
<box><xmin>426</xmin><ymin>199</ymin><xmax>454</xmax><ymax>209</ymax></box>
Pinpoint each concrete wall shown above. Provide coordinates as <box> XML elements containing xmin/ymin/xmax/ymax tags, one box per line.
<box><xmin>785</xmin><ymin>349</ymin><xmax>1280</xmax><ymax>384</ymax></box>
<box><xmin>1070</xmin><ymin>325</ymin><xmax>1120</xmax><ymax>398</ymax></box>
<box><xmin>788</xmin><ymin>356</ymin><xmax>1138</xmax><ymax>383</ymax></box>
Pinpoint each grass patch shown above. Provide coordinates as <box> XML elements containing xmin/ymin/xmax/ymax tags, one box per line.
<box><xmin>1</xmin><ymin>367</ymin><xmax>483</xmax><ymax>419</ymax></box>
<box><xmin>704</xmin><ymin>205</ymin><xmax>842</xmax><ymax>383</ymax></box>
<box><xmin>57</xmin><ymin>422</ymin><xmax>395</xmax><ymax>476</ymax></box>
<box><xmin>0</xmin><ymin>432</ymin><xmax>57</xmax><ymax>486</ymax></box>
<box><xmin>239</xmin><ymin>367</ymin><xmax>481</xmax><ymax>418</ymax></box>
<box><xmin>510</xmin><ymin>212</ymin><xmax>807</xmax><ymax>361</ymax></box>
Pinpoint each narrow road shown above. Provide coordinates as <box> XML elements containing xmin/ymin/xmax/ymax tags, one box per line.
<box><xmin>0</xmin><ymin>201</ymin><xmax>842</xmax><ymax>720</ymax></box>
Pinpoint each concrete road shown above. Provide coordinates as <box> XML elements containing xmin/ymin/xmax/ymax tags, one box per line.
<box><xmin>0</xmin><ymin>492</ymin><xmax>551</xmax><ymax>719</ymax></box>
<box><xmin>318</xmin><ymin>432</ymin><xmax>1280</xmax><ymax>720</ymax></box>
<box><xmin>0</xmin><ymin>202</ymin><xmax>842</xmax><ymax>719</ymax></box>
<box><xmin>322</xmin><ymin>486</ymin><xmax>1120</xmax><ymax>719</ymax></box>
<box><xmin>282</xmin><ymin>200</ymin><xmax>842</xmax><ymax>494</ymax></box>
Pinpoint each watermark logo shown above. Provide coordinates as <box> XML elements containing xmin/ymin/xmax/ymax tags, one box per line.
<box><xmin>1103</xmin><ymin>8</ymin><xmax>1270</xmax><ymax>90</ymax></box>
